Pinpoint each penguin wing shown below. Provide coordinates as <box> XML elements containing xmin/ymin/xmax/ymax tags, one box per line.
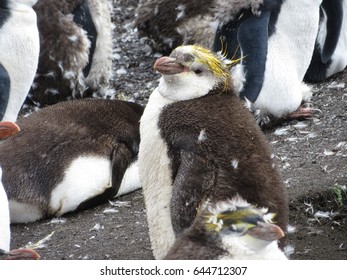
<box><xmin>0</xmin><ymin>64</ymin><xmax>10</xmax><ymax>120</ymax></box>
<box><xmin>75</xmin><ymin>142</ymin><xmax>134</xmax><ymax>211</ymax></box>
<box><xmin>72</xmin><ymin>0</ymin><xmax>97</xmax><ymax>77</ymax></box>
<box><xmin>237</xmin><ymin>10</ymin><xmax>271</xmax><ymax>102</ymax></box>
<box><xmin>320</xmin><ymin>0</ymin><xmax>343</xmax><ymax>63</ymax></box>
<box><xmin>170</xmin><ymin>149</ymin><xmax>216</xmax><ymax>234</ymax></box>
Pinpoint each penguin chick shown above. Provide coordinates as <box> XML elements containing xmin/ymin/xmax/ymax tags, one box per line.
<box><xmin>134</xmin><ymin>0</ymin><xmax>213</xmax><ymax>54</ymax></box>
<box><xmin>0</xmin><ymin>0</ymin><xmax>40</xmax><ymax>121</ymax></box>
<box><xmin>138</xmin><ymin>45</ymin><xmax>288</xmax><ymax>259</ymax></box>
<box><xmin>134</xmin><ymin>0</ymin><xmax>264</xmax><ymax>54</ymax></box>
<box><xmin>28</xmin><ymin>0</ymin><xmax>113</xmax><ymax>106</ymax></box>
<box><xmin>165</xmin><ymin>196</ymin><xmax>287</xmax><ymax>260</ymax></box>
<box><xmin>0</xmin><ymin>99</ymin><xmax>143</xmax><ymax>223</ymax></box>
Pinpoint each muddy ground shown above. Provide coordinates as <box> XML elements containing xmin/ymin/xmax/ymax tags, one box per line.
<box><xmin>10</xmin><ymin>0</ymin><xmax>347</xmax><ymax>260</ymax></box>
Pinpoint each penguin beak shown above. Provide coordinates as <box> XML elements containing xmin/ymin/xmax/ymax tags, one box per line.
<box><xmin>154</xmin><ymin>56</ymin><xmax>187</xmax><ymax>75</ymax></box>
<box><xmin>0</xmin><ymin>121</ymin><xmax>20</xmax><ymax>139</ymax></box>
<box><xmin>0</xmin><ymin>248</ymin><xmax>40</xmax><ymax>260</ymax></box>
<box><xmin>246</xmin><ymin>222</ymin><xmax>285</xmax><ymax>242</ymax></box>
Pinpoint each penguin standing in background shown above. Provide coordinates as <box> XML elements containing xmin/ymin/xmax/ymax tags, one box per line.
<box><xmin>304</xmin><ymin>0</ymin><xmax>347</xmax><ymax>83</ymax></box>
<box><xmin>28</xmin><ymin>0</ymin><xmax>113</xmax><ymax>106</ymax></box>
<box><xmin>0</xmin><ymin>121</ymin><xmax>40</xmax><ymax>260</ymax></box>
<box><xmin>165</xmin><ymin>197</ymin><xmax>287</xmax><ymax>260</ymax></box>
<box><xmin>134</xmin><ymin>0</ymin><xmax>264</xmax><ymax>55</ymax></box>
<box><xmin>213</xmin><ymin>0</ymin><xmax>323</xmax><ymax>123</ymax></box>
<box><xmin>0</xmin><ymin>99</ymin><xmax>143</xmax><ymax>223</ymax></box>
<box><xmin>138</xmin><ymin>45</ymin><xmax>288</xmax><ymax>259</ymax></box>
<box><xmin>0</xmin><ymin>0</ymin><xmax>40</xmax><ymax>122</ymax></box>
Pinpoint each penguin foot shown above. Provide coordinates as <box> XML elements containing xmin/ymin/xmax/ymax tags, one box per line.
<box><xmin>0</xmin><ymin>248</ymin><xmax>40</xmax><ymax>260</ymax></box>
<box><xmin>285</xmin><ymin>104</ymin><xmax>318</xmax><ymax>121</ymax></box>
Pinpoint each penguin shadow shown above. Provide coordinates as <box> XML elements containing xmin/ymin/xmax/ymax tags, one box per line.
<box><xmin>0</xmin><ymin>99</ymin><xmax>144</xmax><ymax>226</ymax></box>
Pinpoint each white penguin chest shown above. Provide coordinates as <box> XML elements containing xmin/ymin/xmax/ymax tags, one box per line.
<box><xmin>138</xmin><ymin>88</ymin><xmax>176</xmax><ymax>259</ymax></box>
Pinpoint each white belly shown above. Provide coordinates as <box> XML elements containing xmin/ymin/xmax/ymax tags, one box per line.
<box><xmin>138</xmin><ymin>88</ymin><xmax>176</xmax><ymax>259</ymax></box>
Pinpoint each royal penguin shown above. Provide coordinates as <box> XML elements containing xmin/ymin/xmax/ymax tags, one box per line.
<box><xmin>212</xmin><ymin>0</ymin><xmax>323</xmax><ymax>123</ymax></box>
<box><xmin>304</xmin><ymin>0</ymin><xmax>347</xmax><ymax>83</ymax></box>
<box><xmin>0</xmin><ymin>99</ymin><xmax>143</xmax><ymax>223</ymax></box>
<box><xmin>0</xmin><ymin>0</ymin><xmax>39</xmax><ymax>121</ymax></box>
<box><xmin>165</xmin><ymin>196</ymin><xmax>287</xmax><ymax>260</ymax></box>
<box><xmin>0</xmin><ymin>121</ymin><xmax>39</xmax><ymax>260</ymax></box>
<box><xmin>138</xmin><ymin>45</ymin><xmax>288</xmax><ymax>259</ymax></box>
<box><xmin>28</xmin><ymin>0</ymin><xmax>113</xmax><ymax>106</ymax></box>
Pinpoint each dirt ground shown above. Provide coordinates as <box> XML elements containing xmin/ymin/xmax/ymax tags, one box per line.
<box><xmin>10</xmin><ymin>0</ymin><xmax>347</xmax><ymax>260</ymax></box>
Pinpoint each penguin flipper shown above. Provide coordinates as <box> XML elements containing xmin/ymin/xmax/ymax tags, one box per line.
<box><xmin>76</xmin><ymin>143</ymin><xmax>133</xmax><ymax>211</ymax></box>
<box><xmin>237</xmin><ymin>10</ymin><xmax>271</xmax><ymax>102</ymax></box>
<box><xmin>0</xmin><ymin>64</ymin><xmax>10</xmax><ymax>120</ymax></box>
<box><xmin>170</xmin><ymin>150</ymin><xmax>216</xmax><ymax>235</ymax></box>
<box><xmin>320</xmin><ymin>0</ymin><xmax>343</xmax><ymax>64</ymax></box>
<box><xmin>72</xmin><ymin>0</ymin><xmax>97</xmax><ymax>77</ymax></box>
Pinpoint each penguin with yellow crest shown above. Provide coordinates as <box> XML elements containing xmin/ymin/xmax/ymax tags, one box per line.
<box><xmin>138</xmin><ymin>45</ymin><xmax>288</xmax><ymax>259</ymax></box>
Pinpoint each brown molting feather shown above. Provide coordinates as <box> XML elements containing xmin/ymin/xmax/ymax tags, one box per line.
<box><xmin>158</xmin><ymin>90</ymin><xmax>288</xmax><ymax>245</ymax></box>
<box><xmin>30</xmin><ymin>0</ymin><xmax>113</xmax><ymax>106</ymax></box>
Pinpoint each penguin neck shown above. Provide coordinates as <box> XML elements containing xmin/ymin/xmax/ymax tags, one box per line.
<box><xmin>157</xmin><ymin>74</ymin><xmax>218</xmax><ymax>102</ymax></box>
<box><xmin>9</xmin><ymin>1</ymin><xmax>38</xmax><ymax>9</ymax></box>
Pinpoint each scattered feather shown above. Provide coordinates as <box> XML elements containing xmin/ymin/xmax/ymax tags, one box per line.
<box><xmin>327</xmin><ymin>81</ymin><xmax>345</xmax><ymax>89</ymax></box>
<box><xmin>109</xmin><ymin>200</ymin><xmax>131</xmax><ymax>208</ymax></box>
<box><xmin>103</xmin><ymin>208</ymin><xmax>119</xmax><ymax>214</ymax></box>
<box><xmin>287</xmin><ymin>225</ymin><xmax>297</xmax><ymax>234</ymax></box>
<box><xmin>175</xmin><ymin>4</ymin><xmax>185</xmax><ymax>21</ymax></box>
<box><xmin>287</xmin><ymin>137</ymin><xmax>298</xmax><ymax>142</ymax></box>
<box><xmin>90</xmin><ymin>223</ymin><xmax>104</xmax><ymax>231</ymax></box>
<box><xmin>314</xmin><ymin>211</ymin><xmax>337</xmax><ymax>219</ymax></box>
<box><xmin>116</xmin><ymin>67</ymin><xmax>127</xmax><ymax>75</ymax></box>
<box><xmin>231</xmin><ymin>159</ymin><xmax>239</xmax><ymax>169</ymax></box>
<box><xmin>304</xmin><ymin>200</ymin><xmax>314</xmax><ymax>214</ymax></box>
<box><xmin>323</xmin><ymin>149</ymin><xmax>335</xmax><ymax>156</ymax></box>
<box><xmin>273</xmin><ymin>127</ymin><xmax>289</xmax><ymax>136</ymax></box>
<box><xmin>306</xmin><ymin>132</ymin><xmax>318</xmax><ymax>139</ymax></box>
<box><xmin>292</xmin><ymin>121</ymin><xmax>308</xmax><ymax>129</ymax></box>
<box><xmin>198</xmin><ymin>129</ymin><xmax>207</xmax><ymax>143</ymax></box>
<box><xmin>25</xmin><ymin>232</ymin><xmax>55</xmax><ymax>250</ymax></box>
<box><xmin>48</xmin><ymin>217</ymin><xmax>67</xmax><ymax>224</ymax></box>
<box><xmin>284</xmin><ymin>244</ymin><xmax>295</xmax><ymax>258</ymax></box>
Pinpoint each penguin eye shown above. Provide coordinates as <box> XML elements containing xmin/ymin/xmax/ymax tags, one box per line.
<box><xmin>193</xmin><ymin>68</ymin><xmax>203</xmax><ymax>75</ymax></box>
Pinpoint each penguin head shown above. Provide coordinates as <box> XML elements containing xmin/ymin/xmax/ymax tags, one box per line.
<box><xmin>154</xmin><ymin>45</ymin><xmax>235</xmax><ymax>101</ymax></box>
<box><xmin>204</xmin><ymin>196</ymin><xmax>285</xmax><ymax>253</ymax></box>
